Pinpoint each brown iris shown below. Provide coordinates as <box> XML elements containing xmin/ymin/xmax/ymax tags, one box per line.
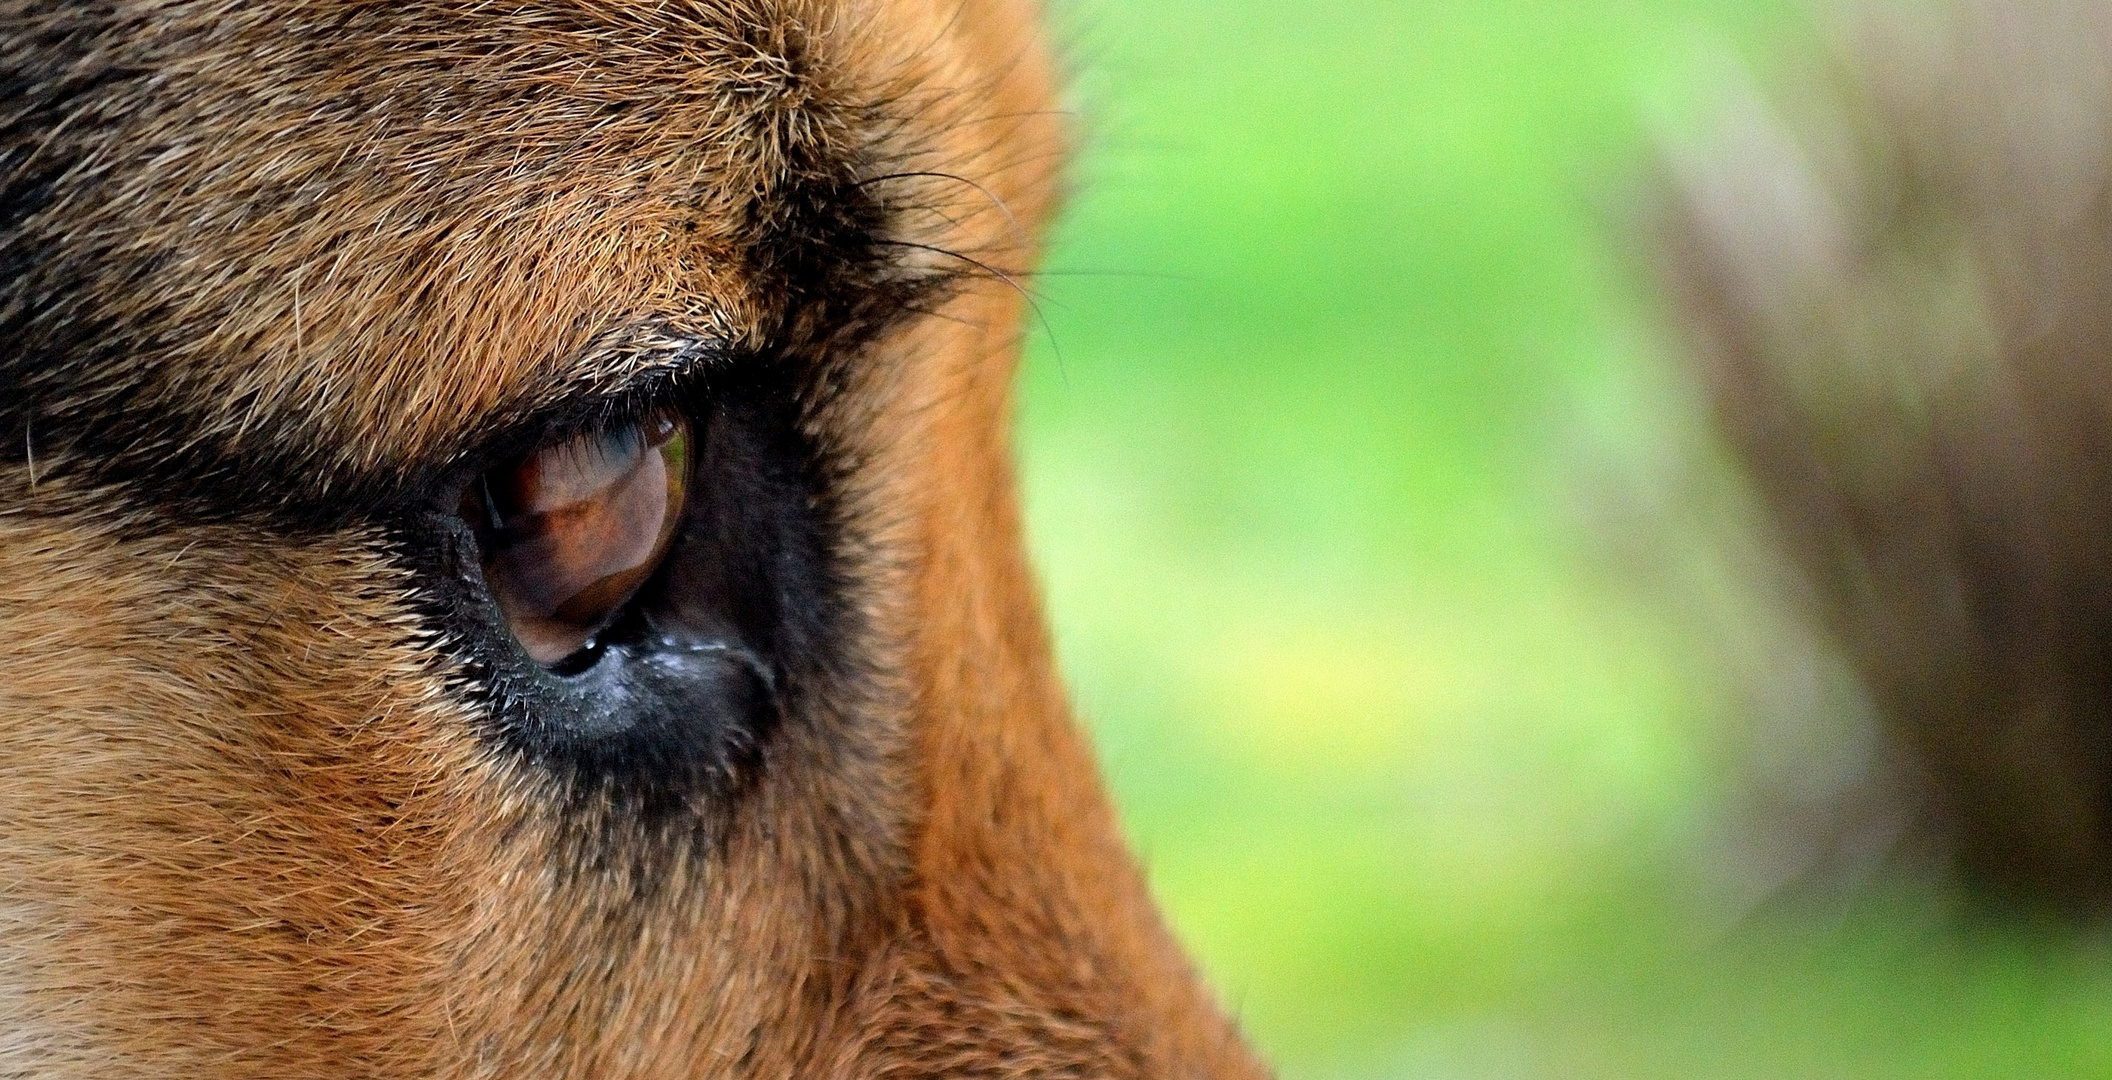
<box><xmin>465</xmin><ymin>410</ymin><xmax>691</xmax><ymax>667</ymax></box>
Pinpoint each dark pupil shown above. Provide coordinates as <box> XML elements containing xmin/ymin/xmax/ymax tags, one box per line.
<box><xmin>465</xmin><ymin>411</ymin><xmax>691</xmax><ymax>666</ymax></box>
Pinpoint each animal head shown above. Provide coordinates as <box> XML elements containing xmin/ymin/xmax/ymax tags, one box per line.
<box><xmin>0</xmin><ymin>2</ymin><xmax>1267</xmax><ymax>1075</ymax></box>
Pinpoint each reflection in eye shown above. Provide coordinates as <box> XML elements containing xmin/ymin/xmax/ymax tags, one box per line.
<box><xmin>464</xmin><ymin>410</ymin><xmax>690</xmax><ymax>667</ymax></box>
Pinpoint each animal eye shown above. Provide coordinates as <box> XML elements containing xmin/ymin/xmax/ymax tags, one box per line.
<box><xmin>462</xmin><ymin>410</ymin><xmax>691</xmax><ymax>667</ymax></box>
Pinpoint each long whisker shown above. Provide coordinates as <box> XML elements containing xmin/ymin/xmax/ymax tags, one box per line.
<box><xmin>876</xmin><ymin>238</ymin><xmax>1061</xmax><ymax>362</ymax></box>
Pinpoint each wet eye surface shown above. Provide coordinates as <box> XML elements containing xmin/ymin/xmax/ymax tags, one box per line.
<box><xmin>465</xmin><ymin>411</ymin><xmax>690</xmax><ymax>668</ymax></box>
<box><xmin>416</xmin><ymin>373</ymin><xmax>842</xmax><ymax>820</ymax></box>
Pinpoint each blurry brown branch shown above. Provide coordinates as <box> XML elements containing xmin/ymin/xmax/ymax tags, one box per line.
<box><xmin>1649</xmin><ymin>0</ymin><xmax>2112</xmax><ymax>908</ymax></box>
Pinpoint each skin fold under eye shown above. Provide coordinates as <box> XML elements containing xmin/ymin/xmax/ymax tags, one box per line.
<box><xmin>464</xmin><ymin>410</ymin><xmax>691</xmax><ymax>667</ymax></box>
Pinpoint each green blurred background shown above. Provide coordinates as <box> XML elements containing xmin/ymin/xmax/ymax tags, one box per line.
<box><xmin>1012</xmin><ymin>1</ymin><xmax>2112</xmax><ymax>1076</ymax></box>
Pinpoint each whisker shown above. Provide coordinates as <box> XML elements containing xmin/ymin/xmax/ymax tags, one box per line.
<box><xmin>876</xmin><ymin>238</ymin><xmax>1061</xmax><ymax>362</ymax></box>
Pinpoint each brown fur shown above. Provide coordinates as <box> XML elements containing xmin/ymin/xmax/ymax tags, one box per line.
<box><xmin>0</xmin><ymin>1</ymin><xmax>1269</xmax><ymax>1075</ymax></box>
<box><xmin>1652</xmin><ymin>0</ymin><xmax>2112</xmax><ymax>906</ymax></box>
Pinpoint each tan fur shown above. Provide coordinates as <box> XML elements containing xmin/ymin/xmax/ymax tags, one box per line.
<box><xmin>0</xmin><ymin>1</ymin><xmax>1269</xmax><ymax>1075</ymax></box>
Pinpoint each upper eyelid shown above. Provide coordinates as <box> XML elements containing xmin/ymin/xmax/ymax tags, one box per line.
<box><xmin>444</xmin><ymin>391</ymin><xmax>685</xmax><ymax>499</ymax></box>
<box><xmin>432</xmin><ymin>335</ymin><xmax>726</xmax><ymax>490</ymax></box>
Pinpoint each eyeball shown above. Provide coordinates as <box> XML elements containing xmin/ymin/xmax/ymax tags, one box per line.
<box><xmin>463</xmin><ymin>410</ymin><xmax>690</xmax><ymax>667</ymax></box>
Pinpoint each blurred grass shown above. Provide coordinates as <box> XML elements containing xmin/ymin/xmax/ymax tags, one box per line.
<box><xmin>1012</xmin><ymin>0</ymin><xmax>2112</xmax><ymax>1076</ymax></box>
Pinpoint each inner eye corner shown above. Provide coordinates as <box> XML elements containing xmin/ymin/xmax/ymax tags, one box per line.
<box><xmin>459</xmin><ymin>407</ymin><xmax>694</xmax><ymax>671</ymax></box>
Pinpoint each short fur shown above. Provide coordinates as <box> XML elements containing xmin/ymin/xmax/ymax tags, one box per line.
<box><xmin>0</xmin><ymin>1</ymin><xmax>1270</xmax><ymax>1075</ymax></box>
